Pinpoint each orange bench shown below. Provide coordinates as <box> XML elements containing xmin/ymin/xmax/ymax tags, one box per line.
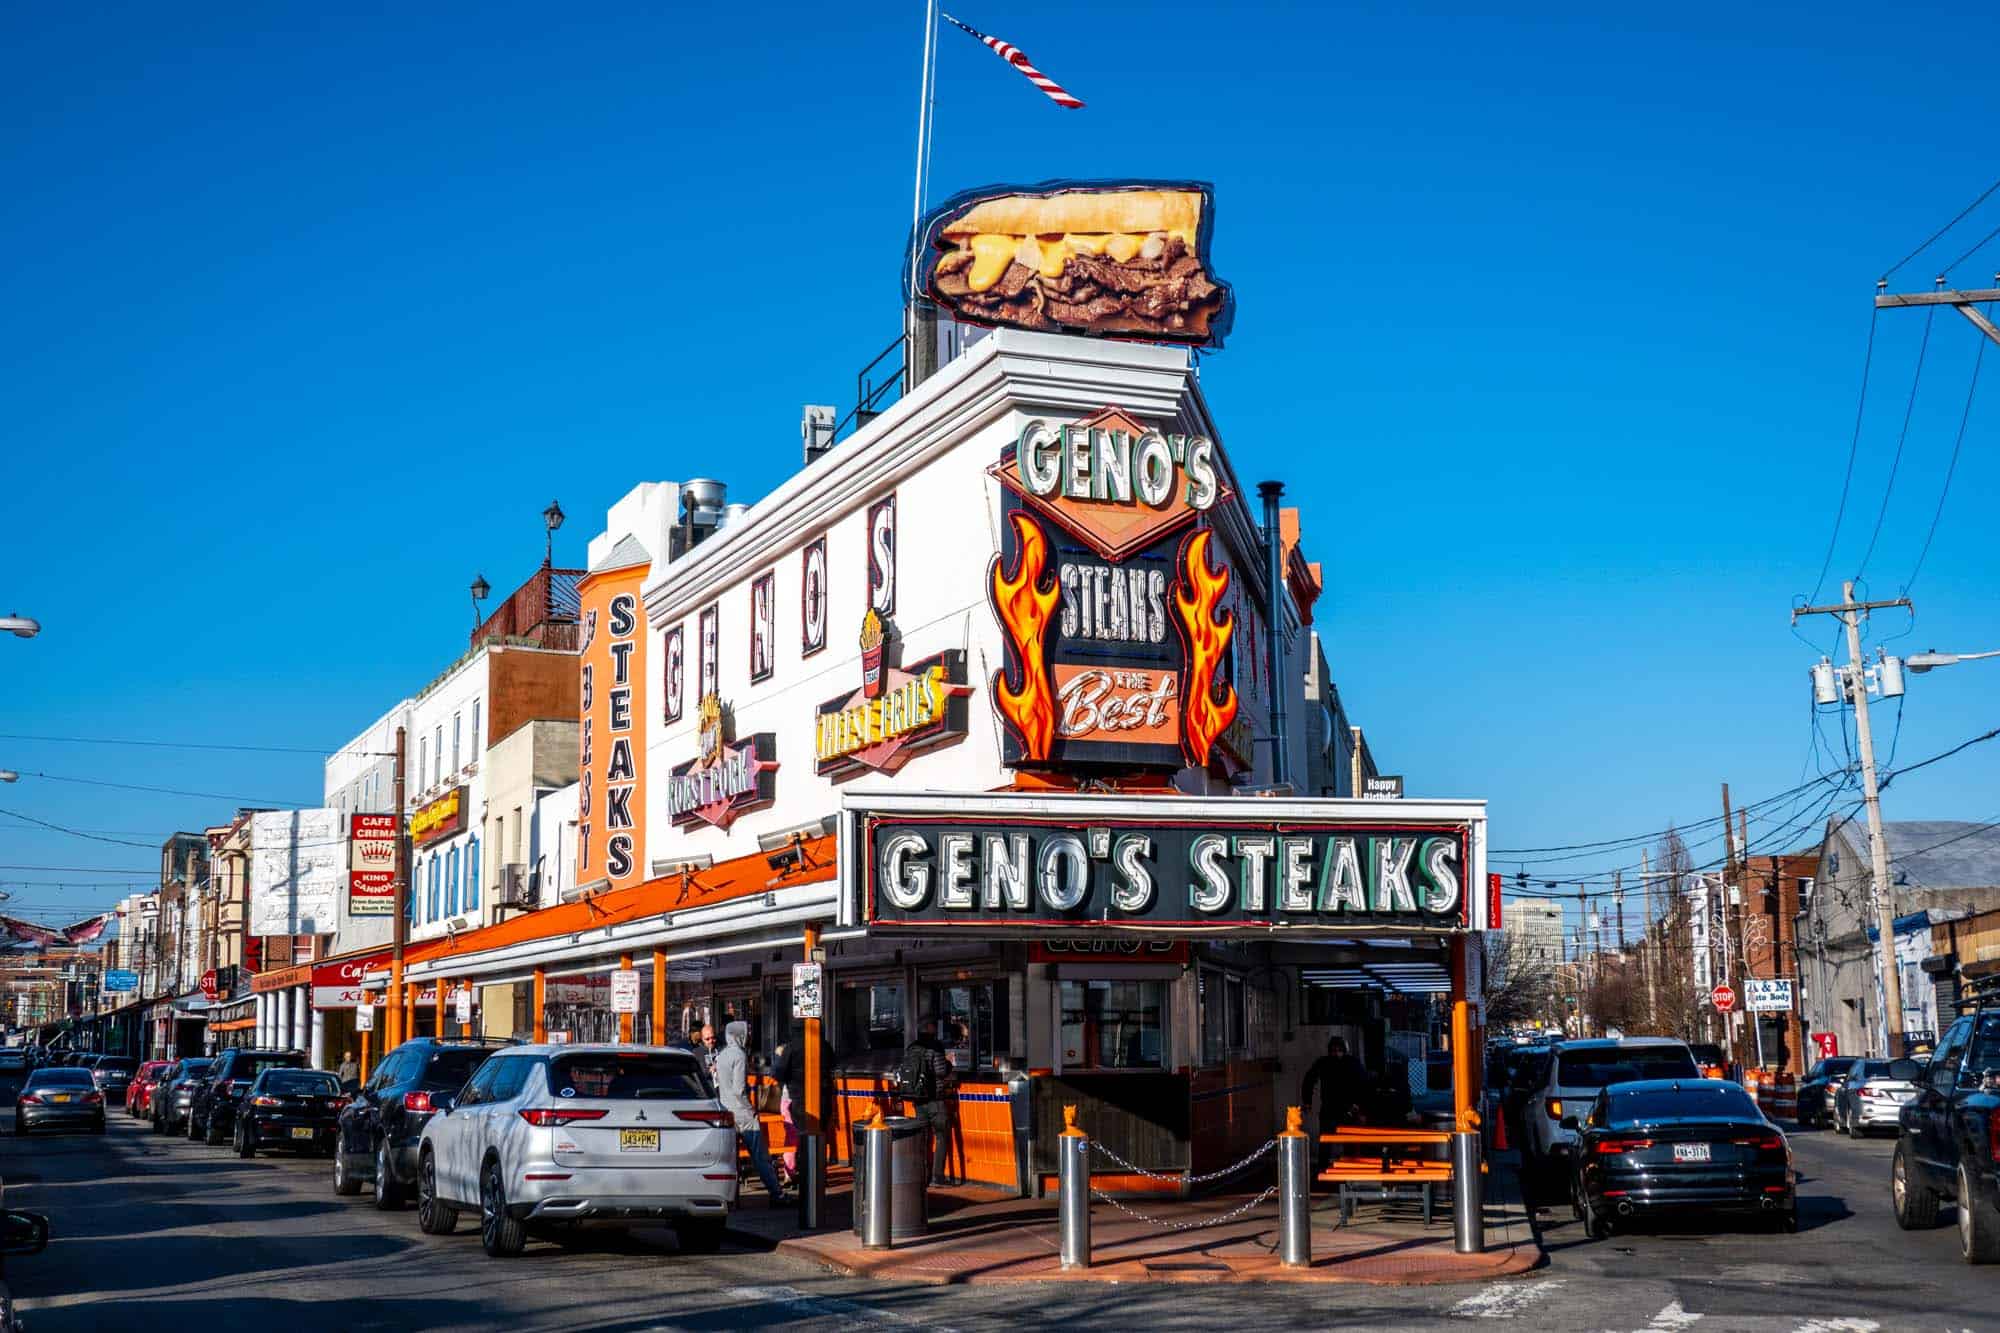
<box><xmin>1319</xmin><ymin>1127</ymin><xmax>1452</xmax><ymax>1225</ymax></box>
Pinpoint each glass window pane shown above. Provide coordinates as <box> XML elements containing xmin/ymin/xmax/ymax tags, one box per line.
<box><xmin>836</xmin><ymin>982</ymin><xmax>905</xmax><ymax>1059</ymax></box>
<box><xmin>1060</xmin><ymin>979</ymin><xmax>1163</xmax><ymax>1070</ymax></box>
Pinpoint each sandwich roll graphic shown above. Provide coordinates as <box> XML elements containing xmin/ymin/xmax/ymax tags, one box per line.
<box><xmin>925</xmin><ymin>185</ymin><xmax>1231</xmax><ymax>344</ymax></box>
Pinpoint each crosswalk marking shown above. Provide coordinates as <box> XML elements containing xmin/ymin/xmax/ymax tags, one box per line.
<box><xmin>1636</xmin><ymin>1301</ymin><xmax>1702</xmax><ymax>1331</ymax></box>
<box><xmin>1449</xmin><ymin>1280</ymin><xmax>1566</xmax><ymax>1318</ymax></box>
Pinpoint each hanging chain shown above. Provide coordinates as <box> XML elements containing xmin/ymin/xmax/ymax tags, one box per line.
<box><xmin>1088</xmin><ymin>1135</ymin><xmax>1277</xmax><ymax>1185</ymax></box>
<box><xmin>1087</xmin><ymin>1184</ymin><xmax>1279</xmax><ymax>1231</ymax></box>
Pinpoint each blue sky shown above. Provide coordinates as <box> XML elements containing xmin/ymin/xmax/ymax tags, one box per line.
<box><xmin>2</xmin><ymin>2</ymin><xmax>1997</xmax><ymax>936</ymax></box>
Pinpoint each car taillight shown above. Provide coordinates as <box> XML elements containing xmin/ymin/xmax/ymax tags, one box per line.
<box><xmin>81</xmin><ymin>1092</ymin><xmax>102</xmax><ymax>1105</ymax></box>
<box><xmin>251</xmin><ymin>1096</ymin><xmax>281</xmax><ymax>1108</ymax></box>
<box><xmin>674</xmin><ymin>1109</ymin><xmax>735</xmax><ymax>1127</ymax></box>
<box><xmin>1545</xmin><ymin>1099</ymin><xmax>1564</xmax><ymax>1120</ymax></box>
<box><xmin>1593</xmin><ymin>1137</ymin><xmax>1653</xmax><ymax>1154</ymax></box>
<box><xmin>17</xmin><ymin>1094</ymin><xmax>39</xmax><ymax>1106</ymax></box>
<box><xmin>403</xmin><ymin>1092</ymin><xmax>434</xmax><ymax>1113</ymax></box>
<box><xmin>1732</xmin><ymin>1132</ymin><xmax>1788</xmax><ymax>1155</ymax></box>
<box><xmin>518</xmin><ymin>1107</ymin><xmax>608</xmax><ymax>1127</ymax></box>
<box><xmin>333</xmin><ymin>1097</ymin><xmax>351</xmax><ymax>1111</ymax></box>
<box><xmin>1859</xmin><ymin>1087</ymin><xmax>1878</xmax><ymax>1099</ymax></box>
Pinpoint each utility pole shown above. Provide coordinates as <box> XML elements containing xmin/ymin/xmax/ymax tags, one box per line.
<box><xmin>1794</xmin><ymin>580</ymin><xmax>1911</xmax><ymax>1056</ymax></box>
<box><xmin>388</xmin><ymin>725</ymin><xmax>408</xmax><ymax>1051</ymax></box>
<box><xmin>1721</xmin><ymin>783</ymin><xmax>1743</xmax><ymax>1071</ymax></box>
<box><xmin>1876</xmin><ymin>278</ymin><xmax>2000</xmax><ymax>349</ymax></box>
<box><xmin>1642</xmin><ymin>849</ymin><xmax>1661</xmax><ymax>1031</ymax></box>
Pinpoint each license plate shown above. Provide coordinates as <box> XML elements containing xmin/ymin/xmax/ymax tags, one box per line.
<box><xmin>291</xmin><ymin>1127</ymin><xmax>315</xmax><ymax>1140</ymax></box>
<box><xmin>50</xmin><ymin>1094</ymin><xmax>71</xmax><ymax>1103</ymax></box>
<box><xmin>619</xmin><ymin>1128</ymin><xmax>660</xmax><ymax>1152</ymax></box>
<box><xmin>1673</xmin><ymin>1143</ymin><xmax>1711</xmax><ymax>1162</ymax></box>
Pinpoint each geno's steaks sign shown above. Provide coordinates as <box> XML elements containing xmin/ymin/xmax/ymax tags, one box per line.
<box><xmin>840</xmin><ymin>793</ymin><xmax>1488</xmax><ymax>933</ymax></box>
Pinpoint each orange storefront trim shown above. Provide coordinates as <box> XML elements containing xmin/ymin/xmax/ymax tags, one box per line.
<box><xmin>400</xmin><ymin>833</ymin><xmax>838</xmax><ymax>970</ymax></box>
<box><xmin>210</xmin><ymin>1017</ymin><xmax>257</xmax><ymax>1033</ymax></box>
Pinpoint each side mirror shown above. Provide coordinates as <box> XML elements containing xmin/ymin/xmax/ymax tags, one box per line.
<box><xmin>1889</xmin><ymin>1059</ymin><xmax>1924</xmax><ymax>1083</ymax></box>
<box><xmin>1560</xmin><ymin>1116</ymin><xmax>1580</xmax><ymax>1131</ymax></box>
<box><xmin>0</xmin><ymin>1211</ymin><xmax>48</xmax><ymax>1257</ymax></box>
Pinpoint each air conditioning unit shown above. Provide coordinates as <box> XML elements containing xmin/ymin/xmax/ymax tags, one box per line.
<box><xmin>499</xmin><ymin>864</ymin><xmax>533</xmax><ymax>908</ymax></box>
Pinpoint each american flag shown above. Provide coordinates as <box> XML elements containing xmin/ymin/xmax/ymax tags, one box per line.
<box><xmin>941</xmin><ymin>13</ymin><xmax>1084</xmax><ymax>109</ymax></box>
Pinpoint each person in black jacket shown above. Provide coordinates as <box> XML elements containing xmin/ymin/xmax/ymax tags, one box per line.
<box><xmin>772</xmin><ymin>1023</ymin><xmax>833</xmax><ymax>1175</ymax></box>
<box><xmin>901</xmin><ymin>1020</ymin><xmax>959</xmax><ymax>1186</ymax></box>
<box><xmin>1302</xmin><ymin>1037</ymin><xmax>1370</xmax><ymax>1134</ymax></box>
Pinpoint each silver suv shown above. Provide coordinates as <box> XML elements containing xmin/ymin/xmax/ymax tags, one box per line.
<box><xmin>414</xmin><ymin>1044</ymin><xmax>736</xmax><ymax>1257</ymax></box>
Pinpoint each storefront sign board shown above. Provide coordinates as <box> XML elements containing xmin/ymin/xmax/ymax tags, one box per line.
<box><xmin>349</xmin><ymin>813</ymin><xmax>398</xmax><ymax>916</ymax></box>
<box><xmin>610</xmin><ymin>969</ymin><xmax>641</xmax><ymax>1015</ymax></box>
<box><xmin>1745</xmin><ymin>978</ymin><xmax>1794</xmax><ymax>1012</ymax></box>
<box><xmin>249</xmin><ymin>808</ymin><xmax>344</xmax><ymax>935</ymax></box>
<box><xmin>454</xmin><ymin>987</ymin><xmax>474</xmax><ymax>1026</ymax></box>
<box><xmin>813</xmin><ymin>619</ymin><xmax>970</xmax><ymax>779</ymax></box>
<box><xmin>355</xmin><ymin>1003</ymin><xmax>374</xmax><ymax>1032</ymax></box>
<box><xmin>667</xmin><ymin>694</ymin><xmax>778</xmax><ymax>830</ymax></box>
<box><xmin>410</xmin><ymin>787</ymin><xmax>468</xmax><ymax>849</ymax></box>
<box><xmin>843</xmin><ymin>792</ymin><xmax>1488</xmax><ymax>934</ymax></box>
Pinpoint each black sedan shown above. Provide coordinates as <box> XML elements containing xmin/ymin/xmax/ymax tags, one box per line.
<box><xmin>235</xmin><ymin>1069</ymin><xmax>346</xmax><ymax>1158</ymax></box>
<box><xmin>16</xmin><ymin>1068</ymin><xmax>106</xmax><ymax>1135</ymax></box>
<box><xmin>1566</xmin><ymin>1079</ymin><xmax>1794</xmax><ymax>1236</ymax></box>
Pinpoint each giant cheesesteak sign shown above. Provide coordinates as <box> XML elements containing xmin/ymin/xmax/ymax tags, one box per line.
<box><xmin>846</xmin><ymin>795</ymin><xmax>1484</xmax><ymax>933</ymax></box>
<box><xmin>989</xmin><ymin>405</ymin><xmax>1239</xmax><ymax>770</ymax></box>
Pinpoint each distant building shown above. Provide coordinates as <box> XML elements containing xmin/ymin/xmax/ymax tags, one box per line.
<box><xmin>1504</xmin><ymin>898</ymin><xmax>1565</xmax><ymax>972</ymax></box>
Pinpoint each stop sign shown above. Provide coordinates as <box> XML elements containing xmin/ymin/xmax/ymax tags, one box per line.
<box><xmin>1711</xmin><ymin>983</ymin><xmax>1737</xmax><ymax>1013</ymax></box>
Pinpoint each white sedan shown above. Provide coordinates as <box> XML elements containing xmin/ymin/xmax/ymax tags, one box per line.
<box><xmin>413</xmin><ymin>1043</ymin><xmax>738</xmax><ymax>1256</ymax></box>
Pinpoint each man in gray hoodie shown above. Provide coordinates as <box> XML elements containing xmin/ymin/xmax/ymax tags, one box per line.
<box><xmin>716</xmin><ymin>1020</ymin><xmax>786</xmax><ymax>1205</ymax></box>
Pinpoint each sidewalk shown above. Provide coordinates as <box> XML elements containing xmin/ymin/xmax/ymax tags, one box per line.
<box><xmin>727</xmin><ymin>1156</ymin><xmax>1543</xmax><ymax>1286</ymax></box>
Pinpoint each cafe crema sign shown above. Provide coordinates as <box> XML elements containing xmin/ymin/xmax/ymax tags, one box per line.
<box><xmin>845</xmin><ymin>795</ymin><xmax>1484</xmax><ymax>933</ymax></box>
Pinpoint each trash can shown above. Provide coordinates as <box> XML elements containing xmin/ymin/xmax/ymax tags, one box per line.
<box><xmin>851</xmin><ymin>1116</ymin><xmax>931</xmax><ymax>1242</ymax></box>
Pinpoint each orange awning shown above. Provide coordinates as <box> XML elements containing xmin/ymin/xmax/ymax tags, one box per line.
<box><xmin>401</xmin><ymin>833</ymin><xmax>838</xmax><ymax>971</ymax></box>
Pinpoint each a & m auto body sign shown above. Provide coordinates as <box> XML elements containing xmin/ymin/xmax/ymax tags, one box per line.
<box><xmin>840</xmin><ymin>792</ymin><xmax>1489</xmax><ymax>934</ymax></box>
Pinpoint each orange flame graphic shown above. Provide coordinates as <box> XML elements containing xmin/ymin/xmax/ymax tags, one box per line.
<box><xmin>989</xmin><ymin>512</ymin><xmax>1061</xmax><ymax>761</ymax></box>
<box><xmin>1172</xmin><ymin>528</ymin><xmax>1238</xmax><ymax>767</ymax></box>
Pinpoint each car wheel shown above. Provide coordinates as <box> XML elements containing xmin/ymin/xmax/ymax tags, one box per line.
<box><xmin>417</xmin><ymin>1149</ymin><xmax>458</xmax><ymax>1236</ymax></box>
<box><xmin>204</xmin><ymin>1111</ymin><xmax>227</xmax><ymax>1147</ymax></box>
<box><xmin>1959</xmin><ymin>1165</ymin><xmax>2000</xmax><ymax>1263</ymax></box>
<box><xmin>236</xmin><ymin>1122</ymin><xmax>256</xmax><ymax>1159</ymax></box>
<box><xmin>374</xmin><ymin>1139</ymin><xmax>404</xmax><ymax>1210</ymax></box>
<box><xmin>333</xmin><ymin>1147</ymin><xmax>362</xmax><ymax>1196</ymax></box>
<box><xmin>1568</xmin><ymin>1169</ymin><xmax>1584</xmax><ymax>1223</ymax></box>
<box><xmin>675</xmin><ymin>1218</ymin><xmax>725</xmax><ymax>1253</ymax></box>
<box><xmin>479</xmin><ymin>1158</ymin><xmax>526</xmax><ymax>1257</ymax></box>
<box><xmin>1893</xmin><ymin>1140</ymin><xmax>1940</xmax><ymax>1229</ymax></box>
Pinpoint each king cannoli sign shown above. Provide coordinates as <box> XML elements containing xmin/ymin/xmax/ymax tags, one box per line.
<box><xmin>813</xmin><ymin>611</ymin><xmax>971</xmax><ymax>780</ymax></box>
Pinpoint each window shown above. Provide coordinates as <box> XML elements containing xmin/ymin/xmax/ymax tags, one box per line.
<box><xmin>1606</xmin><ymin>1085</ymin><xmax>1759</xmax><ymax>1125</ymax></box>
<box><xmin>485</xmin><ymin>1055</ymin><xmax>536</xmax><ymax>1102</ymax></box>
<box><xmin>919</xmin><ymin>981</ymin><xmax>1008</xmax><ymax>1071</ymax></box>
<box><xmin>836</xmin><ymin>981</ymin><xmax>906</xmax><ymax>1056</ymax></box>
<box><xmin>456</xmin><ymin>1057</ymin><xmax>504</xmax><ymax>1107</ymax></box>
<box><xmin>467</xmin><ymin>836</ymin><xmax>481</xmax><ymax>911</ymax></box>
<box><xmin>447</xmin><ymin>845</ymin><xmax>461</xmax><ymax>916</ymax></box>
<box><xmin>420</xmin><ymin>1048</ymin><xmax>493</xmax><ymax>1091</ymax></box>
<box><xmin>1060</xmin><ymin>979</ymin><xmax>1164</xmax><ymax>1070</ymax></box>
<box><xmin>549</xmin><ymin>1052</ymin><xmax>706</xmax><ymax>1100</ymax></box>
<box><xmin>452</xmin><ymin>713</ymin><xmax>461</xmax><ymax>773</ymax></box>
<box><xmin>470</xmin><ymin>699</ymin><xmax>481</xmax><ymax>756</ymax></box>
<box><xmin>1556</xmin><ymin>1048</ymin><xmax>1698</xmax><ymax>1089</ymax></box>
<box><xmin>427</xmin><ymin>855</ymin><xmax>440</xmax><ymax>921</ymax></box>
<box><xmin>434</xmin><ymin>726</ymin><xmax>443</xmax><ymax>785</ymax></box>
<box><xmin>418</xmin><ymin>738</ymin><xmax>428</xmax><ymax>790</ymax></box>
<box><xmin>1200</xmin><ymin>970</ymin><xmax>1247</xmax><ymax>1066</ymax></box>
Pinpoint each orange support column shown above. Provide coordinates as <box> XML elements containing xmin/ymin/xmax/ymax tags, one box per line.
<box><xmin>802</xmin><ymin>926</ymin><xmax>821</xmax><ymax>1142</ymax></box>
<box><xmin>359</xmin><ymin>1030</ymin><xmax>371</xmax><ymax>1084</ymax></box>
<box><xmin>1450</xmin><ymin>935</ymin><xmax>1476</xmax><ymax>1135</ymax></box>
<box><xmin>619</xmin><ymin>953</ymin><xmax>635</xmax><ymax>1043</ymax></box>
<box><xmin>532</xmin><ymin>967</ymin><xmax>547</xmax><ymax>1042</ymax></box>
<box><xmin>386</xmin><ymin>959</ymin><xmax>403</xmax><ymax>1050</ymax></box>
<box><xmin>652</xmin><ymin>949</ymin><xmax>667</xmax><ymax>1045</ymax></box>
<box><xmin>435</xmin><ymin>978</ymin><xmax>447</xmax><ymax>1041</ymax></box>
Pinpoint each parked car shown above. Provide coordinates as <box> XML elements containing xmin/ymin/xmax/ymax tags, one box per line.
<box><xmin>1797</xmin><ymin>1056</ymin><xmax>1858</xmax><ymax>1129</ymax></box>
<box><xmin>126</xmin><ymin>1061</ymin><xmax>172</xmax><ymax>1119</ymax></box>
<box><xmin>0</xmin><ymin>1050</ymin><xmax>31</xmax><ymax>1104</ymax></box>
<box><xmin>1832</xmin><ymin>1058</ymin><xmax>1923</xmax><ymax>1136</ymax></box>
<box><xmin>1568</xmin><ymin>1078</ymin><xmax>1794</xmax><ymax>1236</ymax></box>
<box><xmin>89</xmin><ymin>1056</ymin><xmax>137</xmax><ymax>1107</ymax></box>
<box><xmin>414</xmin><ymin>1044</ymin><xmax>737</xmax><ymax>1257</ymax></box>
<box><xmin>1895</xmin><ymin>998</ymin><xmax>2000</xmax><ymax>1260</ymax></box>
<box><xmin>1522</xmin><ymin>1038</ymin><xmax>1701</xmax><ymax>1197</ymax></box>
<box><xmin>16</xmin><ymin>1067</ymin><xmax>105</xmax><ymax>1135</ymax></box>
<box><xmin>152</xmin><ymin>1058</ymin><xmax>213</xmax><ymax>1134</ymax></box>
<box><xmin>1688</xmin><ymin>1042</ymin><xmax>1729</xmax><ymax>1081</ymax></box>
<box><xmin>334</xmin><ymin>1037</ymin><xmax>503</xmax><ymax>1208</ymax></box>
<box><xmin>235</xmin><ymin>1068</ymin><xmax>347</xmax><ymax>1158</ymax></box>
<box><xmin>189</xmin><ymin>1049</ymin><xmax>306</xmax><ymax>1146</ymax></box>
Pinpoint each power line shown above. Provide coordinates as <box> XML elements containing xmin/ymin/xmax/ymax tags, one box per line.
<box><xmin>0</xmin><ymin>808</ymin><xmax>157</xmax><ymax>850</ymax></box>
<box><xmin>1879</xmin><ymin>175</ymin><xmax>2000</xmax><ymax>283</ymax></box>
<box><xmin>0</xmin><ymin>733</ymin><xmax>334</xmax><ymax>756</ymax></box>
<box><xmin>10</xmin><ymin>772</ymin><xmax>308</xmax><ymax>807</ymax></box>
<box><xmin>0</xmin><ymin>865</ymin><xmax>154</xmax><ymax>874</ymax></box>
<box><xmin>1941</xmin><ymin>221</ymin><xmax>2000</xmax><ymax>279</ymax></box>
<box><xmin>1905</xmin><ymin>312</ymin><xmax>1987</xmax><ymax>594</ymax></box>
<box><xmin>1855</xmin><ymin>303</ymin><xmax>1936</xmax><ymax>580</ymax></box>
<box><xmin>1808</xmin><ymin>306</ymin><xmax>1881</xmax><ymax>606</ymax></box>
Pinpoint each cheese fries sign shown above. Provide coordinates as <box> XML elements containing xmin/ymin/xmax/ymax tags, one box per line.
<box><xmin>914</xmin><ymin>180</ymin><xmax>1234</xmax><ymax>347</ymax></box>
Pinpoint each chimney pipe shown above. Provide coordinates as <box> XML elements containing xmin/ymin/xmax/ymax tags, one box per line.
<box><xmin>1258</xmin><ymin>481</ymin><xmax>1291</xmax><ymax>791</ymax></box>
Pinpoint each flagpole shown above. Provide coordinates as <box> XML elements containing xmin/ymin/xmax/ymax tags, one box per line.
<box><xmin>904</xmin><ymin>0</ymin><xmax>940</xmax><ymax>392</ymax></box>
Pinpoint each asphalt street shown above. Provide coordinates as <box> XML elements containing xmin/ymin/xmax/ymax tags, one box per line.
<box><xmin>0</xmin><ymin>1114</ymin><xmax>1993</xmax><ymax>1331</ymax></box>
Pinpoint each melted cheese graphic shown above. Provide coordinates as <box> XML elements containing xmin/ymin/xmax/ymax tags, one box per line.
<box><xmin>954</xmin><ymin>229</ymin><xmax>1202</xmax><ymax>290</ymax></box>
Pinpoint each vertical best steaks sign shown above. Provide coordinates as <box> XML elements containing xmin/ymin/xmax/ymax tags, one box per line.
<box><xmin>843</xmin><ymin>793</ymin><xmax>1489</xmax><ymax>933</ymax></box>
<box><xmin>989</xmin><ymin>406</ymin><xmax>1240</xmax><ymax>770</ymax></box>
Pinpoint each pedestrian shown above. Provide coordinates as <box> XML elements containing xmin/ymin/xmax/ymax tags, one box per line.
<box><xmin>698</xmin><ymin>1023</ymin><xmax>719</xmax><ymax>1075</ymax></box>
<box><xmin>715</xmin><ymin>1020</ymin><xmax>786</xmax><ymax>1206</ymax></box>
<box><xmin>899</xmin><ymin>1019</ymin><xmax>958</xmax><ymax>1187</ymax></box>
<box><xmin>1302</xmin><ymin>1036</ymin><xmax>1369</xmax><ymax>1138</ymax></box>
<box><xmin>336</xmin><ymin>1048</ymin><xmax>359</xmax><ymax>1088</ymax></box>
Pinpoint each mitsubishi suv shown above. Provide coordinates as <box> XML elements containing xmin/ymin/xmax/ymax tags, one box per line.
<box><xmin>414</xmin><ymin>1044</ymin><xmax>736</xmax><ymax>1257</ymax></box>
<box><xmin>1521</xmin><ymin>1037</ymin><xmax>1700</xmax><ymax>1199</ymax></box>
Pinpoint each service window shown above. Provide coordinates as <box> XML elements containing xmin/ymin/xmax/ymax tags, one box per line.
<box><xmin>1199</xmin><ymin>970</ymin><xmax>1247</xmax><ymax>1066</ymax></box>
<box><xmin>836</xmin><ymin>981</ymin><xmax>907</xmax><ymax>1058</ymax></box>
<box><xmin>1060</xmin><ymin>979</ymin><xmax>1164</xmax><ymax>1070</ymax></box>
<box><xmin>919</xmin><ymin>981</ymin><xmax>1008</xmax><ymax>1072</ymax></box>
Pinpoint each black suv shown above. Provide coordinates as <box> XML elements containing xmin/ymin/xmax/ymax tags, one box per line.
<box><xmin>1895</xmin><ymin>976</ymin><xmax>2000</xmax><ymax>1260</ymax></box>
<box><xmin>189</xmin><ymin>1048</ymin><xmax>306</xmax><ymax>1146</ymax></box>
<box><xmin>334</xmin><ymin>1038</ymin><xmax>503</xmax><ymax>1209</ymax></box>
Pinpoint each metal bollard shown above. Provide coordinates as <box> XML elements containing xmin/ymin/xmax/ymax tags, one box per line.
<box><xmin>796</xmin><ymin>1131</ymin><xmax>825</xmax><ymax>1231</ymax></box>
<box><xmin>1278</xmin><ymin>1106</ymin><xmax>1312</xmax><ymax>1268</ymax></box>
<box><xmin>862</xmin><ymin>1119</ymin><xmax>895</xmax><ymax>1250</ymax></box>
<box><xmin>1451</xmin><ymin>1130</ymin><xmax>1484</xmax><ymax>1254</ymax></box>
<box><xmin>1057</xmin><ymin>1104</ymin><xmax>1090</xmax><ymax>1269</ymax></box>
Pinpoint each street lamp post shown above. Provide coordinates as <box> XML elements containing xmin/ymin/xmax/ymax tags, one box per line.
<box><xmin>543</xmin><ymin>500</ymin><xmax>564</xmax><ymax>567</ymax></box>
<box><xmin>470</xmin><ymin>574</ymin><xmax>490</xmax><ymax>633</ymax></box>
<box><xmin>0</xmin><ymin>614</ymin><xmax>39</xmax><ymax>639</ymax></box>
